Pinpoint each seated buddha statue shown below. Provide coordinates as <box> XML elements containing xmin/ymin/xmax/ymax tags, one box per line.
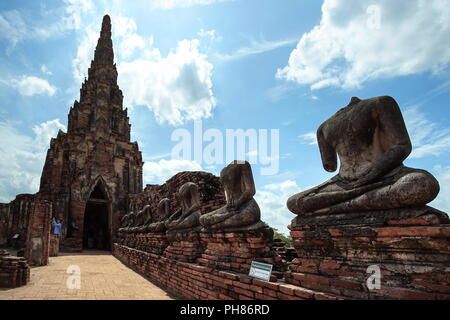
<box><xmin>287</xmin><ymin>96</ymin><xmax>440</xmax><ymax>216</ymax></box>
<box><xmin>132</xmin><ymin>208</ymin><xmax>146</xmax><ymax>233</ymax></box>
<box><xmin>147</xmin><ymin>198</ymin><xmax>170</xmax><ymax>233</ymax></box>
<box><xmin>119</xmin><ymin>213</ymin><xmax>130</xmax><ymax>232</ymax></box>
<box><xmin>125</xmin><ymin>211</ymin><xmax>136</xmax><ymax>233</ymax></box>
<box><xmin>136</xmin><ymin>205</ymin><xmax>152</xmax><ymax>233</ymax></box>
<box><xmin>200</xmin><ymin>160</ymin><xmax>264</xmax><ymax>231</ymax></box>
<box><xmin>165</xmin><ymin>182</ymin><xmax>202</xmax><ymax>234</ymax></box>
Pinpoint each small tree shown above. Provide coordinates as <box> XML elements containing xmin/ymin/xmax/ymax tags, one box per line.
<box><xmin>262</xmin><ymin>220</ymin><xmax>293</xmax><ymax>248</ymax></box>
<box><xmin>273</xmin><ymin>228</ymin><xmax>293</xmax><ymax>248</ymax></box>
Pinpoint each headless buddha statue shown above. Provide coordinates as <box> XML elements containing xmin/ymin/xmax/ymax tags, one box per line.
<box><xmin>287</xmin><ymin>96</ymin><xmax>440</xmax><ymax>216</ymax></box>
<box><xmin>119</xmin><ymin>213</ymin><xmax>130</xmax><ymax>232</ymax></box>
<box><xmin>200</xmin><ymin>160</ymin><xmax>264</xmax><ymax>231</ymax></box>
<box><xmin>165</xmin><ymin>182</ymin><xmax>201</xmax><ymax>234</ymax></box>
<box><xmin>124</xmin><ymin>211</ymin><xmax>135</xmax><ymax>233</ymax></box>
<box><xmin>130</xmin><ymin>209</ymin><xmax>144</xmax><ymax>233</ymax></box>
<box><xmin>136</xmin><ymin>205</ymin><xmax>152</xmax><ymax>233</ymax></box>
<box><xmin>147</xmin><ymin>198</ymin><xmax>170</xmax><ymax>233</ymax></box>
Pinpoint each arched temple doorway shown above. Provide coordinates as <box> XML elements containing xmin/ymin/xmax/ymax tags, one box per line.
<box><xmin>83</xmin><ymin>180</ymin><xmax>111</xmax><ymax>251</ymax></box>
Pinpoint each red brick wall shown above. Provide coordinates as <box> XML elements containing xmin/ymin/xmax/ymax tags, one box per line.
<box><xmin>24</xmin><ymin>200</ymin><xmax>52</xmax><ymax>266</ymax></box>
<box><xmin>0</xmin><ymin>194</ymin><xmax>35</xmax><ymax>248</ymax></box>
<box><xmin>0</xmin><ymin>250</ymin><xmax>30</xmax><ymax>288</ymax></box>
<box><xmin>113</xmin><ymin>205</ymin><xmax>450</xmax><ymax>300</ymax></box>
<box><xmin>113</xmin><ymin>244</ymin><xmax>335</xmax><ymax>300</ymax></box>
<box><xmin>287</xmin><ymin>207</ymin><xmax>450</xmax><ymax>300</ymax></box>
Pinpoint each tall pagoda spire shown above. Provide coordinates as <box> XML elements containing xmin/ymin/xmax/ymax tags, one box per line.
<box><xmin>68</xmin><ymin>14</ymin><xmax>130</xmax><ymax>140</ymax></box>
<box><xmin>94</xmin><ymin>15</ymin><xmax>114</xmax><ymax>65</ymax></box>
<box><xmin>87</xmin><ymin>14</ymin><xmax>117</xmax><ymax>82</ymax></box>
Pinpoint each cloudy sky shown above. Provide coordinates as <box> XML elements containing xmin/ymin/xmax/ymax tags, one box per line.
<box><xmin>1</xmin><ymin>0</ymin><xmax>449</xmax><ymax>234</ymax></box>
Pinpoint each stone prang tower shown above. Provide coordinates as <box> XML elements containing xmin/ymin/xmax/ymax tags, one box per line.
<box><xmin>38</xmin><ymin>15</ymin><xmax>143</xmax><ymax>251</ymax></box>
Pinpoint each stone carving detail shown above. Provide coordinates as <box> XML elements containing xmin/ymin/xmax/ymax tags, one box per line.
<box><xmin>200</xmin><ymin>160</ymin><xmax>263</xmax><ymax>231</ymax></box>
<box><xmin>165</xmin><ymin>182</ymin><xmax>201</xmax><ymax>235</ymax></box>
<box><xmin>287</xmin><ymin>96</ymin><xmax>440</xmax><ymax>216</ymax></box>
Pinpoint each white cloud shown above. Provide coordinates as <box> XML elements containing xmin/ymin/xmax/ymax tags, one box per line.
<box><xmin>403</xmin><ymin>106</ymin><xmax>450</xmax><ymax>159</ymax></box>
<box><xmin>0</xmin><ymin>10</ymin><xmax>27</xmax><ymax>47</ymax></box>
<box><xmin>197</xmin><ymin>29</ymin><xmax>222</xmax><ymax>42</ymax></box>
<box><xmin>255</xmin><ymin>180</ymin><xmax>301</xmax><ymax>235</ymax></box>
<box><xmin>118</xmin><ymin>38</ymin><xmax>216</xmax><ymax>125</ymax></box>
<box><xmin>277</xmin><ymin>0</ymin><xmax>450</xmax><ymax>90</ymax></box>
<box><xmin>63</xmin><ymin>0</ymin><xmax>94</xmax><ymax>30</ymax></box>
<box><xmin>41</xmin><ymin>65</ymin><xmax>53</xmax><ymax>76</ymax></box>
<box><xmin>69</xmin><ymin>11</ymin><xmax>216</xmax><ymax>125</ymax></box>
<box><xmin>299</xmin><ymin>132</ymin><xmax>317</xmax><ymax>146</ymax></box>
<box><xmin>72</xmin><ymin>26</ymin><xmax>96</xmax><ymax>83</ymax></box>
<box><xmin>430</xmin><ymin>165</ymin><xmax>450</xmax><ymax>216</ymax></box>
<box><xmin>32</xmin><ymin>119</ymin><xmax>66</xmax><ymax>149</ymax></box>
<box><xmin>143</xmin><ymin>159</ymin><xmax>202</xmax><ymax>184</ymax></box>
<box><xmin>113</xmin><ymin>15</ymin><xmax>146</xmax><ymax>59</ymax></box>
<box><xmin>0</xmin><ymin>119</ymin><xmax>66</xmax><ymax>203</ymax></box>
<box><xmin>11</xmin><ymin>76</ymin><xmax>57</xmax><ymax>97</ymax></box>
<box><xmin>119</xmin><ymin>33</ymin><xmax>146</xmax><ymax>59</ymax></box>
<box><xmin>151</xmin><ymin>0</ymin><xmax>235</xmax><ymax>10</ymax></box>
<box><xmin>217</xmin><ymin>38</ymin><xmax>297</xmax><ymax>61</ymax></box>
<box><xmin>0</xmin><ymin>1</ymin><xmax>94</xmax><ymax>49</ymax></box>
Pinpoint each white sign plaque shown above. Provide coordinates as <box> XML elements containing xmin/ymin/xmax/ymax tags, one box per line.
<box><xmin>248</xmin><ymin>261</ymin><xmax>273</xmax><ymax>282</ymax></box>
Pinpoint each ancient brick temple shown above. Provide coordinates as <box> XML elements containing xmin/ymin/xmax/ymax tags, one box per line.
<box><xmin>0</xmin><ymin>15</ymin><xmax>144</xmax><ymax>254</ymax></box>
<box><xmin>38</xmin><ymin>15</ymin><xmax>144</xmax><ymax>252</ymax></box>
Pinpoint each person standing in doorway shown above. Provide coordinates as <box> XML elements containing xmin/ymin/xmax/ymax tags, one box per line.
<box><xmin>50</xmin><ymin>217</ymin><xmax>62</xmax><ymax>256</ymax></box>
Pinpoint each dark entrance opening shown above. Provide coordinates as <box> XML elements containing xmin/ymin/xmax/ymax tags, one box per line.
<box><xmin>82</xmin><ymin>181</ymin><xmax>110</xmax><ymax>250</ymax></box>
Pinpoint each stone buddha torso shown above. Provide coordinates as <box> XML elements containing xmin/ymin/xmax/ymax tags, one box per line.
<box><xmin>287</xmin><ymin>96</ymin><xmax>440</xmax><ymax>215</ymax></box>
<box><xmin>320</xmin><ymin>97</ymin><xmax>402</xmax><ymax>185</ymax></box>
<box><xmin>200</xmin><ymin>161</ymin><xmax>263</xmax><ymax>231</ymax></box>
<box><xmin>165</xmin><ymin>182</ymin><xmax>201</xmax><ymax>233</ymax></box>
<box><xmin>147</xmin><ymin>198</ymin><xmax>170</xmax><ymax>233</ymax></box>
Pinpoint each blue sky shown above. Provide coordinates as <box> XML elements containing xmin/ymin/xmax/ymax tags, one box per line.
<box><xmin>1</xmin><ymin>0</ymin><xmax>449</xmax><ymax>234</ymax></box>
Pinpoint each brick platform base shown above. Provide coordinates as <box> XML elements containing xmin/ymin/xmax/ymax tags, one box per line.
<box><xmin>198</xmin><ymin>229</ymin><xmax>283</xmax><ymax>275</ymax></box>
<box><xmin>113</xmin><ymin>243</ymin><xmax>338</xmax><ymax>300</ymax></box>
<box><xmin>0</xmin><ymin>250</ymin><xmax>30</xmax><ymax>288</ymax></box>
<box><xmin>112</xmin><ymin>206</ymin><xmax>450</xmax><ymax>300</ymax></box>
<box><xmin>136</xmin><ymin>233</ymin><xmax>168</xmax><ymax>255</ymax></box>
<box><xmin>120</xmin><ymin>232</ymin><xmax>169</xmax><ymax>255</ymax></box>
<box><xmin>163</xmin><ymin>231</ymin><xmax>203</xmax><ymax>262</ymax></box>
<box><xmin>287</xmin><ymin>206</ymin><xmax>450</xmax><ymax>300</ymax></box>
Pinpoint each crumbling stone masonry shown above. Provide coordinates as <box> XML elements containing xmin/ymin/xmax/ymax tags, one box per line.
<box><xmin>24</xmin><ymin>200</ymin><xmax>52</xmax><ymax>266</ymax></box>
<box><xmin>0</xmin><ymin>194</ymin><xmax>35</xmax><ymax>248</ymax></box>
<box><xmin>0</xmin><ymin>250</ymin><xmax>30</xmax><ymax>288</ymax></box>
<box><xmin>287</xmin><ymin>207</ymin><xmax>450</xmax><ymax>299</ymax></box>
